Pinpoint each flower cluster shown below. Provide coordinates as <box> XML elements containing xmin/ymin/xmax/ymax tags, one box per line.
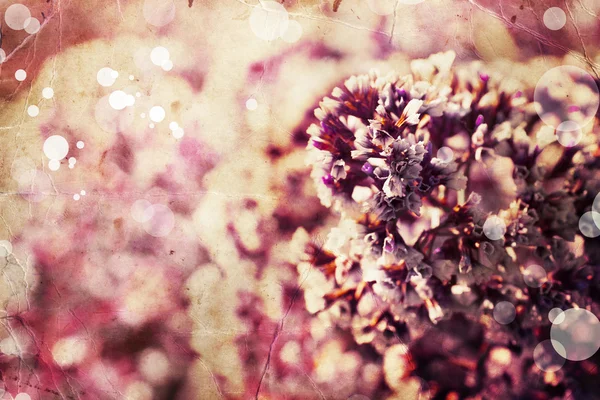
<box><xmin>300</xmin><ymin>51</ymin><xmax>600</xmax><ymax>398</ymax></box>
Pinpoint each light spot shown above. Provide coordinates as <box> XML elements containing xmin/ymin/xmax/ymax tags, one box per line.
<box><xmin>543</xmin><ymin>7</ymin><xmax>567</xmax><ymax>30</ymax></box>
<box><xmin>522</xmin><ymin>264</ymin><xmax>546</xmax><ymax>288</ymax></box>
<box><xmin>42</xmin><ymin>87</ymin><xmax>54</xmax><ymax>99</ymax></box>
<box><xmin>483</xmin><ymin>215</ymin><xmax>506</xmax><ymax>241</ymax></box>
<box><xmin>549</xmin><ymin>308</ymin><xmax>565</xmax><ymax>324</ymax></box>
<box><xmin>142</xmin><ymin>204</ymin><xmax>175</xmax><ymax>237</ymax></box>
<box><xmin>551</xmin><ymin>308</ymin><xmax>600</xmax><ymax>361</ymax></box>
<box><xmin>5</xmin><ymin>4</ymin><xmax>31</xmax><ymax>30</ymax></box>
<box><xmin>73</xmin><ymin>194</ymin><xmax>80</xmax><ymax>201</ymax></box>
<box><xmin>493</xmin><ymin>301</ymin><xmax>516</xmax><ymax>325</ymax></box>
<box><xmin>436</xmin><ymin>146</ymin><xmax>454</xmax><ymax>163</ymax></box>
<box><xmin>533</xmin><ymin>340</ymin><xmax>565</xmax><ymax>372</ymax></box>
<box><xmin>172</xmin><ymin>127</ymin><xmax>184</xmax><ymax>139</ymax></box>
<box><xmin>139</xmin><ymin>349</ymin><xmax>171</xmax><ymax>384</ymax></box>
<box><xmin>129</xmin><ymin>74</ymin><xmax>135</xmax><ymax>80</ymax></box>
<box><xmin>555</xmin><ymin>121</ymin><xmax>583</xmax><ymax>147</ymax></box>
<box><xmin>246</xmin><ymin>98</ymin><xmax>258</xmax><ymax>110</ymax></box>
<box><xmin>579</xmin><ymin>211</ymin><xmax>600</xmax><ymax>238</ymax></box>
<box><xmin>24</xmin><ymin>17</ymin><xmax>40</xmax><ymax>34</ymax></box>
<box><xmin>80</xmin><ymin>190</ymin><xmax>86</xmax><ymax>196</ymax></box>
<box><xmin>280</xmin><ymin>20</ymin><xmax>303</xmax><ymax>43</ymax></box>
<box><xmin>76</xmin><ymin>141</ymin><xmax>85</xmax><ymax>149</ymax></box>
<box><xmin>51</xmin><ymin>336</ymin><xmax>88</xmax><ymax>367</ymax></box>
<box><xmin>0</xmin><ymin>240</ymin><xmax>13</xmax><ymax>258</ymax></box>
<box><xmin>95</xmin><ymin>95</ymin><xmax>135</xmax><ymax>133</ymax></box>
<box><xmin>68</xmin><ymin>157</ymin><xmax>77</xmax><ymax>165</ymax></box>
<box><xmin>15</xmin><ymin>69</ymin><xmax>27</xmax><ymax>81</ymax></box>
<box><xmin>11</xmin><ymin>157</ymin><xmax>36</xmax><ymax>185</ymax></box>
<box><xmin>149</xmin><ymin>106</ymin><xmax>165</xmax><ymax>122</ymax></box>
<box><xmin>131</xmin><ymin>199</ymin><xmax>154</xmax><ymax>223</ymax></box>
<box><xmin>534</xmin><ymin>66</ymin><xmax>599</xmax><ymax>134</ymax></box>
<box><xmin>0</xmin><ymin>49</ymin><xmax>6</xmax><ymax>64</ymax></box>
<box><xmin>27</xmin><ymin>105</ymin><xmax>39</xmax><ymax>117</ymax></box>
<box><xmin>43</xmin><ymin>135</ymin><xmax>69</xmax><ymax>160</ymax></box>
<box><xmin>109</xmin><ymin>90</ymin><xmax>130</xmax><ymax>110</ymax></box>
<box><xmin>169</xmin><ymin>121</ymin><xmax>179</xmax><ymax>130</ymax></box>
<box><xmin>143</xmin><ymin>0</ymin><xmax>175</xmax><ymax>27</ymax></box>
<box><xmin>249</xmin><ymin>1</ymin><xmax>289</xmax><ymax>41</ymax></box>
<box><xmin>15</xmin><ymin>393</ymin><xmax>32</xmax><ymax>400</ymax></box>
<box><xmin>150</xmin><ymin>47</ymin><xmax>170</xmax><ymax>67</ymax></box>
<box><xmin>48</xmin><ymin>159</ymin><xmax>60</xmax><ymax>171</ymax></box>
<box><xmin>161</xmin><ymin>60</ymin><xmax>173</xmax><ymax>71</ymax></box>
<box><xmin>97</xmin><ymin>67</ymin><xmax>118</xmax><ymax>87</ymax></box>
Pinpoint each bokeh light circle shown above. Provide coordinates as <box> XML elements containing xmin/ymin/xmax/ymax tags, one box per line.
<box><xmin>436</xmin><ymin>146</ymin><xmax>454</xmax><ymax>163</ymax></box>
<box><xmin>493</xmin><ymin>301</ymin><xmax>516</xmax><ymax>325</ymax></box>
<box><xmin>150</xmin><ymin>47</ymin><xmax>170</xmax><ymax>66</ymax></box>
<box><xmin>246</xmin><ymin>98</ymin><xmax>258</xmax><ymax>110</ymax></box>
<box><xmin>549</xmin><ymin>308</ymin><xmax>565</xmax><ymax>324</ymax></box>
<box><xmin>172</xmin><ymin>127</ymin><xmax>184</xmax><ymax>139</ymax></box>
<box><xmin>24</xmin><ymin>17</ymin><xmax>40</xmax><ymax>34</ymax></box>
<box><xmin>42</xmin><ymin>87</ymin><xmax>54</xmax><ymax>99</ymax></box>
<box><xmin>131</xmin><ymin>200</ymin><xmax>154</xmax><ymax>223</ymax></box>
<box><xmin>543</xmin><ymin>7</ymin><xmax>566</xmax><ymax>30</ymax></box>
<box><xmin>97</xmin><ymin>67</ymin><xmax>118</xmax><ymax>87</ymax></box>
<box><xmin>281</xmin><ymin>20</ymin><xmax>303</xmax><ymax>43</ymax></box>
<box><xmin>109</xmin><ymin>90</ymin><xmax>130</xmax><ymax>110</ymax></box>
<box><xmin>579</xmin><ymin>211</ymin><xmax>600</xmax><ymax>238</ymax></box>
<box><xmin>533</xmin><ymin>340</ymin><xmax>566</xmax><ymax>372</ymax></box>
<box><xmin>143</xmin><ymin>0</ymin><xmax>175</xmax><ymax>27</ymax></box>
<box><xmin>48</xmin><ymin>159</ymin><xmax>60</xmax><ymax>171</ymax></box>
<box><xmin>27</xmin><ymin>105</ymin><xmax>39</xmax><ymax>117</ymax></box>
<box><xmin>0</xmin><ymin>240</ymin><xmax>13</xmax><ymax>258</ymax></box>
<box><xmin>534</xmin><ymin>66</ymin><xmax>599</xmax><ymax>136</ymax></box>
<box><xmin>15</xmin><ymin>69</ymin><xmax>27</xmax><ymax>81</ymax></box>
<box><xmin>522</xmin><ymin>264</ymin><xmax>547</xmax><ymax>288</ymax></box>
<box><xmin>249</xmin><ymin>1</ymin><xmax>289</xmax><ymax>41</ymax></box>
<box><xmin>43</xmin><ymin>135</ymin><xmax>69</xmax><ymax>160</ymax></box>
<box><xmin>483</xmin><ymin>215</ymin><xmax>506</xmax><ymax>241</ymax></box>
<box><xmin>555</xmin><ymin>120</ymin><xmax>583</xmax><ymax>147</ymax></box>
<box><xmin>5</xmin><ymin>4</ymin><xmax>31</xmax><ymax>30</ymax></box>
<box><xmin>142</xmin><ymin>204</ymin><xmax>175</xmax><ymax>237</ymax></box>
<box><xmin>95</xmin><ymin>95</ymin><xmax>135</xmax><ymax>133</ymax></box>
<box><xmin>366</xmin><ymin>0</ymin><xmax>396</xmax><ymax>15</ymax></box>
<box><xmin>550</xmin><ymin>308</ymin><xmax>600</xmax><ymax>361</ymax></box>
<box><xmin>149</xmin><ymin>106</ymin><xmax>166</xmax><ymax>122</ymax></box>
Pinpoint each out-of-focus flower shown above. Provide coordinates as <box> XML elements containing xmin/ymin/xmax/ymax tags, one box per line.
<box><xmin>300</xmin><ymin>50</ymin><xmax>600</xmax><ymax>399</ymax></box>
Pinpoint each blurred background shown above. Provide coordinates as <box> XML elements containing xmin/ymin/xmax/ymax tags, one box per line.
<box><xmin>1</xmin><ymin>0</ymin><xmax>600</xmax><ymax>399</ymax></box>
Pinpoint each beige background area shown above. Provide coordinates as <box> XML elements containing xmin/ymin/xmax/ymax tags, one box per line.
<box><xmin>1</xmin><ymin>0</ymin><xmax>600</xmax><ymax>399</ymax></box>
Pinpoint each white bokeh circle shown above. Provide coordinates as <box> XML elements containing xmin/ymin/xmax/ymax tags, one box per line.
<box><xmin>483</xmin><ymin>215</ymin><xmax>506</xmax><ymax>241</ymax></box>
<box><xmin>522</xmin><ymin>264</ymin><xmax>547</xmax><ymax>288</ymax></box>
<box><xmin>533</xmin><ymin>340</ymin><xmax>566</xmax><ymax>372</ymax></box>
<box><xmin>534</xmin><ymin>66</ymin><xmax>599</xmax><ymax>135</ymax></box>
<box><xmin>543</xmin><ymin>7</ymin><xmax>566</xmax><ymax>31</ymax></box>
<box><xmin>5</xmin><ymin>4</ymin><xmax>31</xmax><ymax>30</ymax></box>
<box><xmin>550</xmin><ymin>308</ymin><xmax>600</xmax><ymax>361</ymax></box>
<box><xmin>579</xmin><ymin>211</ymin><xmax>600</xmax><ymax>238</ymax></box>
<box><xmin>493</xmin><ymin>301</ymin><xmax>516</xmax><ymax>325</ymax></box>
<box><xmin>249</xmin><ymin>1</ymin><xmax>289</xmax><ymax>41</ymax></box>
<box><xmin>143</xmin><ymin>0</ymin><xmax>176</xmax><ymax>27</ymax></box>
<box><xmin>142</xmin><ymin>204</ymin><xmax>175</xmax><ymax>237</ymax></box>
<box><xmin>43</xmin><ymin>135</ymin><xmax>69</xmax><ymax>160</ymax></box>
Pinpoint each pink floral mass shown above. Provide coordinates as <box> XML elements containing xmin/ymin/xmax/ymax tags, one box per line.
<box><xmin>1</xmin><ymin>0</ymin><xmax>600</xmax><ymax>399</ymax></box>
